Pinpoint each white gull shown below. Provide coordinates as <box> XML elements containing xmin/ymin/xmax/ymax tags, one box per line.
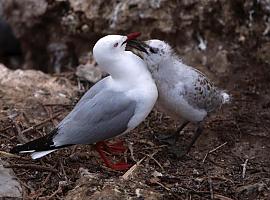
<box><xmin>10</xmin><ymin>34</ymin><xmax>158</xmax><ymax>169</ymax></box>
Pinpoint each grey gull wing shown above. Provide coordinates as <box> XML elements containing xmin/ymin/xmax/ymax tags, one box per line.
<box><xmin>53</xmin><ymin>88</ymin><xmax>137</xmax><ymax>146</ymax></box>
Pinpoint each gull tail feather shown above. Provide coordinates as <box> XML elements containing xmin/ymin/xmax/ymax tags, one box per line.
<box><xmin>10</xmin><ymin>128</ymin><xmax>72</xmax><ymax>159</ymax></box>
<box><xmin>221</xmin><ymin>91</ymin><xmax>231</xmax><ymax>104</ymax></box>
<box><xmin>31</xmin><ymin>150</ymin><xmax>57</xmax><ymax>159</ymax></box>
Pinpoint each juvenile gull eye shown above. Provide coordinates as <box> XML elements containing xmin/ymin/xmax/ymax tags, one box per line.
<box><xmin>150</xmin><ymin>47</ymin><xmax>159</xmax><ymax>54</ymax></box>
<box><xmin>114</xmin><ymin>42</ymin><xmax>119</xmax><ymax>47</ymax></box>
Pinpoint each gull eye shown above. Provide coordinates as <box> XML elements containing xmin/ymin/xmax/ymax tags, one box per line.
<box><xmin>113</xmin><ymin>42</ymin><xmax>119</xmax><ymax>47</ymax></box>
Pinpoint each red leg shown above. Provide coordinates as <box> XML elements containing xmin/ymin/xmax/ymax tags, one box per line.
<box><xmin>95</xmin><ymin>142</ymin><xmax>131</xmax><ymax>170</ymax></box>
<box><xmin>105</xmin><ymin>140</ymin><xmax>127</xmax><ymax>153</ymax></box>
<box><xmin>97</xmin><ymin>140</ymin><xmax>127</xmax><ymax>154</ymax></box>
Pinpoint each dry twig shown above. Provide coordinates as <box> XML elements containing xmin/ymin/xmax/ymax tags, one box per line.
<box><xmin>213</xmin><ymin>194</ymin><xmax>234</xmax><ymax>200</ymax></box>
<box><xmin>0</xmin><ymin>150</ymin><xmax>21</xmax><ymax>158</ymax></box>
<box><xmin>140</xmin><ymin>151</ymin><xmax>163</xmax><ymax>171</ymax></box>
<box><xmin>0</xmin><ymin>125</ymin><xmax>12</xmax><ymax>132</ymax></box>
<box><xmin>241</xmin><ymin>159</ymin><xmax>248</xmax><ymax>179</ymax></box>
<box><xmin>4</xmin><ymin>163</ymin><xmax>58</xmax><ymax>173</ymax></box>
<box><xmin>13</xmin><ymin>121</ymin><xmax>29</xmax><ymax>143</ymax></box>
<box><xmin>208</xmin><ymin>177</ymin><xmax>214</xmax><ymax>199</ymax></box>
<box><xmin>127</xmin><ymin>142</ymin><xmax>137</xmax><ymax>162</ymax></box>
<box><xmin>21</xmin><ymin>112</ymin><xmax>62</xmax><ymax>134</ymax></box>
<box><xmin>122</xmin><ymin>156</ymin><xmax>146</xmax><ymax>180</ymax></box>
<box><xmin>47</xmin><ymin>185</ymin><xmax>62</xmax><ymax>199</ymax></box>
<box><xmin>202</xmin><ymin>142</ymin><xmax>227</xmax><ymax>163</ymax></box>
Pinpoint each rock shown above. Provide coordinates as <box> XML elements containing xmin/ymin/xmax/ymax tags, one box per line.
<box><xmin>0</xmin><ymin>159</ymin><xmax>22</xmax><ymax>198</ymax></box>
<box><xmin>0</xmin><ymin>64</ymin><xmax>76</xmax><ymax>121</ymax></box>
<box><xmin>1</xmin><ymin>0</ymin><xmax>48</xmax><ymax>37</ymax></box>
<box><xmin>0</xmin><ymin>64</ymin><xmax>75</xmax><ymax>103</ymax></box>
<box><xmin>65</xmin><ymin>168</ymin><xmax>102</xmax><ymax>200</ymax></box>
<box><xmin>135</xmin><ymin>188</ymin><xmax>163</xmax><ymax>200</ymax></box>
<box><xmin>65</xmin><ymin>168</ymin><xmax>124</xmax><ymax>200</ymax></box>
<box><xmin>85</xmin><ymin>186</ymin><xmax>125</xmax><ymax>200</ymax></box>
<box><xmin>152</xmin><ymin>170</ymin><xmax>163</xmax><ymax>178</ymax></box>
<box><xmin>259</xmin><ymin>0</ymin><xmax>270</xmax><ymax>14</ymax></box>
<box><xmin>68</xmin><ymin>0</ymin><xmax>174</xmax><ymax>34</ymax></box>
<box><xmin>181</xmin><ymin>45</ymin><xmax>230</xmax><ymax>84</ymax></box>
<box><xmin>0</xmin><ymin>19</ymin><xmax>22</xmax><ymax>68</ymax></box>
<box><xmin>0</xmin><ymin>19</ymin><xmax>21</xmax><ymax>57</ymax></box>
<box><xmin>207</xmin><ymin>49</ymin><xmax>229</xmax><ymax>74</ymax></box>
<box><xmin>257</xmin><ymin>42</ymin><xmax>270</xmax><ymax>64</ymax></box>
<box><xmin>76</xmin><ymin>63</ymin><xmax>103</xmax><ymax>83</ymax></box>
<box><xmin>66</xmin><ymin>168</ymin><xmax>163</xmax><ymax>200</ymax></box>
<box><xmin>47</xmin><ymin>42</ymin><xmax>78</xmax><ymax>73</ymax></box>
<box><xmin>236</xmin><ymin>182</ymin><xmax>267</xmax><ymax>196</ymax></box>
<box><xmin>0</xmin><ymin>0</ymin><xmax>268</xmax><ymax>75</ymax></box>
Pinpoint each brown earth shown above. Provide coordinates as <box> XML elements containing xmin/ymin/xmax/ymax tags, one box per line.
<box><xmin>0</xmin><ymin>0</ymin><xmax>270</xmax><ymax>199</ymax></box>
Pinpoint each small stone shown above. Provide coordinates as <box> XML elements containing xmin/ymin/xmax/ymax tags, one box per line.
<box><xmin>236</xmin><ymin>182</ymin><xmax>267</xmax><ymax>195</ymax></box>
<box><xmin>152</xmin><ymin>170</ymin><xmax>163</xmax><ymax>177</ymax></box>
<box><xmin>81</xmin><ymin>24</ymin><xmax>89</xmax><ymax>33</ymax></box>
<box><xmin>76</xmin><ymin>63</ymin><xmax>102</xmax><ymax>83</ymax></box>
<box><xmin>192</xmin><ymin>168</ymin><xmax>199</xmax><ymax>175</ymax></box>
<box><xmin>0</xmin><ymin>159</ymin><xmax>22</xmax><ymax>198</ymax></box>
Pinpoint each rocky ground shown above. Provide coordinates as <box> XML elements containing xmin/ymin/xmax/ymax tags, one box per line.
<box><xmin>0</xmin><ymin>0</ymin><xmax>270</xmax><ymax>199</ymax></box>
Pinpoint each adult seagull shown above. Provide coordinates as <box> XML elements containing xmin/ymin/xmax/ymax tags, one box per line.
<box><xmin>10</xmin><ymin>33</ymin><xmax>158</xmax><ymax>170</ymax></box>
<box><xmin>128</xmin><ymin>39</ymin><xmax>230</xmax><ymax>156</ymax></box>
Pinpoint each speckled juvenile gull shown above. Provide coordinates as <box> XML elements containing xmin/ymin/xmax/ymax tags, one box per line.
<box><xmin>10</xmin><ymin>34</ymin><xmax>158</xmax><ymax>166</ymax></box>
<box><xmin>129</xmin><ymin>39</ymin><xmax>230</xmax><ymax>156</ymax></box>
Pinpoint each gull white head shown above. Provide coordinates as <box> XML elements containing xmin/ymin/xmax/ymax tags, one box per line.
<box><xmin>93</xmin><ymin>35</ymin><xmax>128</xmax><ymax>64</ymax></box>
<box><xmin>93</xmin><ymin>33</ymin><xmax>142</xmax><ymax>77</ymax></box>
<box><xmin>93</xmin><ymin>33</ymin><xmax>141</xmax><ymax>64</ymax></box>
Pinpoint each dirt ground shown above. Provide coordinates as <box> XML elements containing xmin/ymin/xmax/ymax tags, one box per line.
<box><xmin>0</xmin><ymin>45</ymin><xmax>270</xmax><ymax>200</ymax></box>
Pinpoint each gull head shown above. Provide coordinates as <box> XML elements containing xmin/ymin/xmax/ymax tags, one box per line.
<box><xmin>93</xmin><ymin>33</ymin><xmax>141</xmax><ymax>66</ymax></box>
<box><xmin>143</xmin><ymin>40</ymin><xmax>172</xmax><ymax>65</ymax></box>
<box><xmin>93</xmin><ymin>33</ymin><xmax>145</xmax><ymax>78</ymax></box>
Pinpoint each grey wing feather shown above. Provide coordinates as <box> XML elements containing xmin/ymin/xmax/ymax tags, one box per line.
<box><xmin>184</xmin><ymin>70</ymin><xmax>223</xmax><ymax>112</ymax></box>
<box><xmin>59</xmin><ymin>77</ymin><xmax>108</xmax><ymax>124</ymax></box>
<box><xmin>73</xmin><ymin>77</ymin><xmax>109</xmax><ymax>109</ymax></box>
<box><xmin>53</xmin><ymin>89</ymin><xmax>136</xmax><ymax>146</ymax></box>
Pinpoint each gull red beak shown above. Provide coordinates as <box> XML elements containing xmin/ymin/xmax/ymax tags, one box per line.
<box><xmin>122</xmin><ymin>32</ymin><xmax>141</xmax><ymax>46</ymax></box>
<box><xmin>126</xmin><ymin>32</ymin><xmax>141</xmax><ymax>41</ymax></box>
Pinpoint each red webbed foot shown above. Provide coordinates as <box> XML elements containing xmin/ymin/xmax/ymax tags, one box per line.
<box><xmin>95</xmin><ymin>141</ymin><xmax>131</xmax><ymax>171</ymax></box>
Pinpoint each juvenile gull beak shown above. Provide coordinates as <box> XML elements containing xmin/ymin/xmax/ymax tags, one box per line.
<box><xmin>127</xmin><ymin>36</ymin><xmax>160</xmax><ymax>55</ymax></box>
<box><xmin>121</xmin><ymin>32</ymin><xmax>149</xmax><ymax>54</ymax></box>
<box><xmin>126</xmin><ymin>39</ymin><xmax>149</xmax><ymax>54</ymax></box>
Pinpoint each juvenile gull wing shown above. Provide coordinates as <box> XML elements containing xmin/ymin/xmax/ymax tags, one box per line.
<box><xmin>183</xmin><ymin>69</ymin><xmax>223</xmax><ymax>112</ymax></box>
<box><xmin>53</xmin><ymin>88</ymin><xmax>137</xmax><ymax>146</ymax></box>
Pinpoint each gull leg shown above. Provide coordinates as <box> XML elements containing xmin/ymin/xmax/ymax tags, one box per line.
<box><xmin>167</xmin><ymin>122</ymin><xmax>203</xmax><ymax>158</ymax></box>
<box><xmin>95</xmin><ymin>142</ymin><xmax>131</xmax><ymax>170</ymax></box>
<box><xmin>104</xmin><ymin>140</ymin><xmax>127</xmax><ymax>153</ymax></box>
<box><xmin>174</xmin><ymin>121</ymin><xmax>190</xmax><ymax>142</ymax></box>
<box><xmin>157</xmin><ymin>121</ymin><xmax>189</xmax><ymax>145</ymax></box>
<box><xmin>184</xmin><ymin>122</ymin><xmax>203</xmax><ymax>155</ymax></box>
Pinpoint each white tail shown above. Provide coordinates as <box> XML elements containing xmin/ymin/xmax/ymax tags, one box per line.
<box><xmin>221</xmin><ymin>92</ymin><xmax>230</xmax><ymax>104</ymax></box>
<box><xmin>31</xmin><ymin>149</ymin><xmax>56</xmax><ymax>159</ymax></box>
